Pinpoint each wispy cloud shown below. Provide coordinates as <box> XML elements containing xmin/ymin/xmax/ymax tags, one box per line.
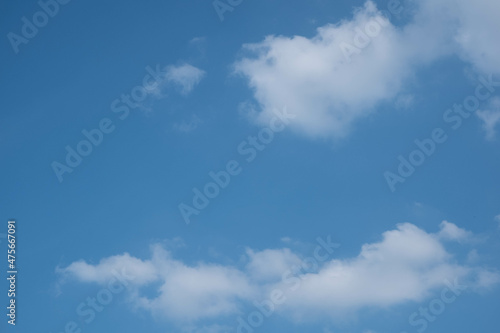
<box><xmin>165</xmin><ymin>63</ymin><xmax>206</xmax><ymax>95</ymax></box>
<box><xmin>476</xmin><ymin>97</ymin><xmax>500</xmax><ymax>140</ymax></box>
<box><xmin>173</xmin><ymin>115</ymin><xmax>203</xmax><ymax>133</ymax></box>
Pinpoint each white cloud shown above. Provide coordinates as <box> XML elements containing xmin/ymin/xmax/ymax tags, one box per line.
<box><xmin>233</xmin><ymin>0</ymin><xmax>500</xmax><ymax>138</ymax></box>
<box><xmin>59</xmin><ymin>252</ymin><xmax>158</xmax><ymax>285</ymax></box>
<box><xmin>245</xmin><ymin>248</ymin><xmax>302</xmax><ymax>282</ymax></box>
<box><xmin>234</xmin><ymin>1</ymin><xmax>414</xmax><ymax>138</ymax></box>
<box><xmin>59</xmin><ymin>245</ymin><xmax>254</xmax><ymax>322</ymax></box>
<box><xmin>437</xmin><ymin>220</ymin><xmax>473</xmax><ymax>242</ymax></box>
<box><xmin>275</xmin><ymin>223</ymin><xmax>470</xmax><ymax>320</ymax></box>
<box><xmin>476</xmin><ymin>97</ymin><xmax>500</xmax><ymax>140</ymax></box>
<box><xmin>58</xmin><ymin>222</ymin><xmax>498</xmax><ymax>325</ymax></box>
<box><xmin>165</xmin><ymin>64</ymin><xmax>206</xmax><ymax>95</ymax></box>
<box><xmin>443</xmin><ymin>0</ymin><xmax>500</xmax><ymax>74</ymax></box>
<box><xmin>152</xmin><ymin>244</ymin><xmax>252</xmax><ymax>321</ymax></box>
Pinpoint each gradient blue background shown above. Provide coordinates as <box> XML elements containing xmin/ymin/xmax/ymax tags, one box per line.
<box><xmin>1</xmin><ymin>0</ymin><xmax>499</xmax><ymax>332</ymax></box>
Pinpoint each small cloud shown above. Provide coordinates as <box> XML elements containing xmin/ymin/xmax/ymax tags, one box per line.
<box><xmin>173</xmin><ymin>115</ymin><xmax>203</xmax><ymax>133</ymax></box>
<box><xmin>474</xmin><ymin>269</ymin><xmax>500</xmax><ymax>290</ymax></box>
<box><xmin>245</xmin><ymin>248</ymin><xmax>302</xmax><ymax>282</ymax></box>
<box><xmin>495</xmin><ymin>214</ymin><xmax>500</xmax><ymax>229</ymax></box>
<box><xmin>165</xmin><ymin>64</ymin><xmax>206</xmax><ymax>95</ymax></box>
<box><xmin>476</xmin><ymin>97</ymin><xmax>500</xmax><ymax>140</ymax></box>
<box><xmin>437</xmin><ymin>220</ymin><xmax>473</xmax><ymax>242</ymax></box>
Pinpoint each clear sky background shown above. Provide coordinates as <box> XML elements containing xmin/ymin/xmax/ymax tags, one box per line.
<box><xmin>1</xmin><ymin>0</ymin><xmax>500</xmax><ymax>332</ymax></box>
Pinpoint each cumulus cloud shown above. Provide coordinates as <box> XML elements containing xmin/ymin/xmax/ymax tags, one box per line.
<box><xmin>58</xmin><ymin>222</ymin><xmax>498</xmax><ymax>325</ymax></box>
<box><xmin>275</xmin><ymin>223</ymin><xmax>480</xmax><ymax>320</ymax></box>
<box><xmin>165</xmin><ymin>63</ymin><xmax>206</xmax><ymax>95</ymax></box>
<box><xmin>60</xmin><ymin>244</ymin><xmax>254</xmax><ymax>322</ymax></box>
<box><xmin>234</xmin><ymin>1</ymin><xmax>414</xmax><ymax>138</ymax></box>
<box><xmin>233</xmin><ymin>0</ymin><xmax>500</xmax><ymax>138</ymax></box>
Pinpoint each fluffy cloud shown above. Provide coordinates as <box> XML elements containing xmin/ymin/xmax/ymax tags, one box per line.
<box><xmin>275</xmin><ymin>223</ymin><xmax>472</xmax><ymax>319</ymax></box>
<box><xmin>165</xmin><ymin>63</ymin><xmax>206</xmax><ymax>95</ymax></box>
<box><xmin>234</xmin><ymin>0</ymin><xmax>500</xmax><ymax>138</ymax></box>
<box><xmin>58</xmin><ymin>222</ymin><xmax>498</xmax><ymax>326</ymax></box>
<box><xmin>62</xmin><ymin>244</ymin><xmax>253</xmax><ymax>322</ymax></box>
<box><xmin>437</xmin><ymin>220</ymin><xmax>474</xmax><ymax>242</ymax></box>
<box><xmin>141</xmin><ymin>250</ymin><xmax>253</xmax><ymax>321</ymax></box>
<box><xmin>234</xmin><ymin>1</ymin><xmax>413</xmax><ymax>138</ymax></box>
<box><xmin>59</xmin><ymin>252</ymin><xmax>158</xmax><ymax>285</ymax></box>
<box><xmin>245</xmin><ymin>248</ymin><xmax>302</xmax><ymax>282</ymax></box>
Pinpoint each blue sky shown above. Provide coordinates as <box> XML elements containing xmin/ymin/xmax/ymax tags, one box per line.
<box><xmin>1</xmin><ymin>0</ymin><xmax>500</xmax><ymax>332</ymax></box>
